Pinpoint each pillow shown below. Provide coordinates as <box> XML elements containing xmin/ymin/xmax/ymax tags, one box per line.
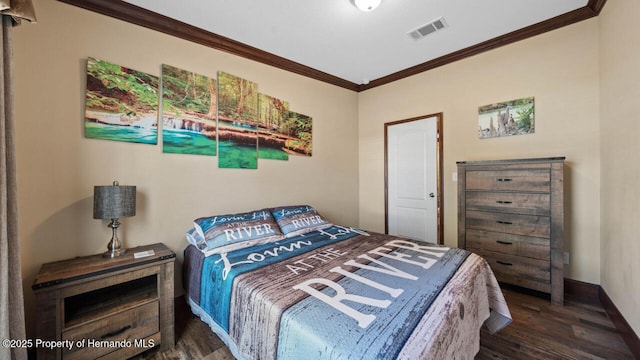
<box><xmin>192</xmin><ymin>208</ymin><xmax>284</xmax><ymax>256</ymax></box>
<box><xmin>185</xmin><ymin>227</ymin><xmax>211</xmax><ymax>255</ymax></box>
<box><xmin>270</xmin><ymin>205</ymin><xmax>332</xmax><ymax>238</ymax></box>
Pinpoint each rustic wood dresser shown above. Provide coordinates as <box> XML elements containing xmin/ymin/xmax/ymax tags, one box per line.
<box><xmin>457</xmin><ymin>157</ymin><xmax>565</xmax><ymax>305</ymax></box>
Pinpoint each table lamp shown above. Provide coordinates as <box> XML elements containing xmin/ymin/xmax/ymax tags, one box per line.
<box><xmin>93</xmin><ymin>180</ymin><xmax>136</xmax><ymax>258</ymax></box>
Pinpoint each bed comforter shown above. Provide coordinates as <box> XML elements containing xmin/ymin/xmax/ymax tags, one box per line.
<box><xmin>183</xmin><ymin>225</ymin><xmax>511</xmax><ymax>360</ymax></box>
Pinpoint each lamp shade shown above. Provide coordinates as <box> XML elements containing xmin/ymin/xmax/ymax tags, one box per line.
<box><xmin>93</xmin><ymin>181</ymin><xmax>136</xmax><ymax>219</ymax></box>
<box><xmin>0</xmin><ymin>0</ymin><xmax>37</xmax><ymax>23</ymax></box>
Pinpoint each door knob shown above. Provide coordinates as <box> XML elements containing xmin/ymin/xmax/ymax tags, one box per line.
<box><xmin>429</xmin><ymin>192</ymin><xmax>435</xmax><ymax>198</ymax></box>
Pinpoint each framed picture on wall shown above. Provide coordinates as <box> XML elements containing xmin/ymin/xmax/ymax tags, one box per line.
<box><xmin>217</xmin><ymin>71</ymin><xmax>259</xmax><ymax>169</ymax></box>
<box><xmin>257</xmin><ymin>93</ymin><xmax>289</xmax><ymax>161</ymax></box>
<box><xmin>478</xmin><ymin>96</ymin><xmax>534</xmax><ymax>139</ymax></box>
<box><xmin>283</xmin><ymin>111</ymin><xmax>313</xmax><ymax>157</ymax></box>
<box><xmin>161</xmin><ymin>64</ymin><xmax>218</xmax><ymax>156</ymax></box>
<box><xmin>84</xmin><ymin>57</ymin><xmax>159</xmax><ymax>144</ymax></box>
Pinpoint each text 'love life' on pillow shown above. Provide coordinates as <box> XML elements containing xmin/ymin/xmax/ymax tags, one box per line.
<box><xmin>191</xmin><ymin>208</ymin><xmax>284</xmax><ymax>256</ymax></box>
<box><xmin>270</xmin><ymin>205</ymin><xmax>332</xmax><ymax>238</ymax></box>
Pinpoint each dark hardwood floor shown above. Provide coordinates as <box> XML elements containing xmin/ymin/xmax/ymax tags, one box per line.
<box><xmin>133</xmin><ymin>287</ymin><xmax>635</xmax><ymax>360</ymax></box>
<box><xmin>477</xmin><ymin>286</ymin><xmax>634</xmax><ymax>359</ymax></box>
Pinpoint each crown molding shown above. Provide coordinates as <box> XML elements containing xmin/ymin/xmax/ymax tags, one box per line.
<box><xmin>358</xmin><ymin>0</ymin><xmax>606</xmax><ymax>91</ymax></box>
<box><xmin>58</xmin><ymin>0</ymin><xmax>606</xmax><ymax>92</ymax></box>
<box><xmin>57</xmin><ymin>0</ymin><xmax>360</xmax><ymax>91</ymax></box>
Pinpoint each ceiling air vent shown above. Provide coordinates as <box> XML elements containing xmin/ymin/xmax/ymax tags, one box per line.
<box><xmin>408</xmin><ymin>17</ymin><xmax>448</xmax><ymax>40</ymax></box>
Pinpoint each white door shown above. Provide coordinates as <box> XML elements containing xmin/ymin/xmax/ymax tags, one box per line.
<box><xmin>386</xmin><ymin>116</ymin><xmax>439</xmax><ymax>243</ymax></box>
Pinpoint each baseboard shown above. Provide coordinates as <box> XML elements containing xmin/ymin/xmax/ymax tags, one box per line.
<box><xmin>598</xmin><ymin>286</ymin><xmax>640</xmax><ymax>359</ymax></box>
<box><xmin>564</xmin><ymin>278</ymin><xmax>600</xmax><ymax>304</ymax></box>
<box><xmin>564</xmin><ymin>278</ymin><xmax>640</xmax><ymax>359</ymax></box>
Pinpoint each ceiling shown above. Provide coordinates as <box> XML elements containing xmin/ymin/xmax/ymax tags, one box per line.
<box><xmin>61</xmin><ymin>0</ymin><xmax>605</xmax><ymax>91</ymax></box>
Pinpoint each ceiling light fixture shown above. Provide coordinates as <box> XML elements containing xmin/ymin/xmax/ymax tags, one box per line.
<box><xmin>353</xmin><ymin>0</ymin><xmax>382</xmax><ymax>12</ymax></box>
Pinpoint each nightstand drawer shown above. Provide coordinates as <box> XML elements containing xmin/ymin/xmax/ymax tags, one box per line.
<box><xmin>466</xmin><ymin>169</ymin><xmax>550</xmax><ymax>192</ymax></box>
<box><xmin>62</xmin><ymin>301</ymin><xmax>159</xmax><ymax>360</ymax></box>
<box><xmin>466</xmin><ymin>191</ymin><xmax>550</xmax><ymax>216</ymax></box>
<box><xmin>471</xmin><ymin>249</ymin><xmax>550</xmax><ymax>293</ymax></box>
<box><xmin>466</xmin><ymin>229</ymin><xmax>550</xmax><ymax>260</ymax></box>
<box><xmin>466</xmin><ymin>210</ymin><xmax>550</xmax><ymax>238</ymax></box>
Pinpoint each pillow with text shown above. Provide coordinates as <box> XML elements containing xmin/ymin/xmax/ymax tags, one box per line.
<box><xmin>192</xmin><ymin>209</ymin><xmax>284</xmax><ymax>256</ymax></box>
<box><xmin>270</xmin><ymin>205</ymin><xmax>332</xmax><ymax>238</ymax></box>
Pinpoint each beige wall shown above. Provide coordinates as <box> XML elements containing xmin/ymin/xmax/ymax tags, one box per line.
<box><xmin>15</xmin><ymin>0</ymin><xmax>640</xmax><ymax>343</ymax></box>
<box><xmin>14</xmin><ymin>0</ymin><xmax>359</xmax><ymax>336</ymax></box>
<box><xmin>358</xmin><ymin>19</ymin><xmax>601</xmax><ymax>284</ymax></box>
<box><xmin>599</xmin><ymin>0</ymin><xmax>640</xmax><ymax>335</ymax></box>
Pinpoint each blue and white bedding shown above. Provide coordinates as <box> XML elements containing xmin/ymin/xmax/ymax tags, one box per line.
<box><xmin>184</xmin><ymin>225</ymin><xmax>511</xmax><ymax>360</ymax></box>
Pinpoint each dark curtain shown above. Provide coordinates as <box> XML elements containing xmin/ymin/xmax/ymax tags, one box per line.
<box><xmin>0</xmin><ymin>1</ymin><xmax>35</xmax><ymax>359</ymax></box>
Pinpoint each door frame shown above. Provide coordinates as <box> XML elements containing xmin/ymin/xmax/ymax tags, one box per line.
<box><xmin>384</xmin><ymin>112</ymin><xmax>444</xmax><ymax>245</ymax></box>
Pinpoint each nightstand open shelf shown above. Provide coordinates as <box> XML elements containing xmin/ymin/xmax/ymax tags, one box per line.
<box><xmin>33</xmin><ymin>243</ymin><xmax>175</xmax><ymax>360</ymax></box>
<box><xmin>64</xmin><ymin>274</ymin><xmax>158</xmax><ymax>328</ymax></box>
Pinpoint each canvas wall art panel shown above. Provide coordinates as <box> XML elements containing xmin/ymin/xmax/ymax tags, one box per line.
<box><xmin>217</xmin><ymin>71</ymin><xmax>259</xmax><ymax>169</ymax></box>
<box><xmin>284</xmin><ymin>111</ymin><xmax>313</xmax><ymax>156</ymax></box>
<box><xmin>85</xmin><ymin>57</ymin><xmax>159</xmax><ymax>144</ymax></box>
<box><xmin>478</xmin><ymin>96</ymin><xmax>535</xmax><ymax>139</ymax></box>
<box><xmin>257</xmin><ymin>93</ymin><xmax>289</xmax><ymax>160</ymax></box>
<box><xmin>161</xmin><ymin>64</ymin><xmax>217</xmax><ymax>156</ymax></box>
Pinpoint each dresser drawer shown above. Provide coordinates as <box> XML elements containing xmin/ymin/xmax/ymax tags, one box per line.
<box><xmin>62</xmin><ymin>301</ymin><xmax>159</xmax><ymax>360</ymax></box>
<box><xmin>466</xmin><ymin>229</ymin><xmax>550</xmax><ymax>260</ymax></box>
<box><xmin>471</xmin><ymin>249</ymin><xmax>550</xmax><ymax>293</ymax></box>
<box><xmin>466</xmin><ymin>210</ymin><xmax>550</xmax><ymax>238</ymax></box>
<box><xmin>466</xmin><ymin>191</ymin><xmax>550</xmax><ymax>216</ymax></box>
<box><xmin>466</xmin><ymin>169</ymin><xmax>550</xmax><ymax>192</ymax></box>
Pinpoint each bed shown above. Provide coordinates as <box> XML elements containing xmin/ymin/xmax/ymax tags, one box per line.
<box><xmin>183</xmin><ymin>205</ymin><xmax>511</xmax><ymax>360</ymax></box>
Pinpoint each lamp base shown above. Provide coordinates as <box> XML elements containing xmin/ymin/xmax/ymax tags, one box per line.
<box><xmin>103</xmin><ymin>248</ymin><xmax>126</xmax><ymax>258</ymax></box>
<box><xmin>103</xmin><ymin>218</ymin><xmax>126</xmax><ymax>258</ymax></box>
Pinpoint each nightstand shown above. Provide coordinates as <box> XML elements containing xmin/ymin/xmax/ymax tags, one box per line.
<box><xmin>32</xmin><ymin>243</ymin><xmax>175</xmax><ymax>360</ymax></box>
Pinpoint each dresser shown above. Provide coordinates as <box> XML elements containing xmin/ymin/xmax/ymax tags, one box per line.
<box><xmin>457</xmin><ymin>157</ymin><xmax>565</xmax><ymax>305</ymax></box>
<box><xmin>32</xmin><ymin>243</ymin><xmax>175</xmax><ymax>359</ymax></box>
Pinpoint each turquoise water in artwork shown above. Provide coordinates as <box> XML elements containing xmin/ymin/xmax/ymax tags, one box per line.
<box><xmin>259</xmin><ymin>147</ymin><xmax>288</xmax><ymax>160</ymax></box>
<box><xmin>218</xmin><ymin>140</ymin><xmax>258</xmax><ymax>169</ymax></box>
<box><xmin>87</xmin><ymin>120</ymin><xmax>289</xmax><ymax>167</ymax></box>
<box><xmin>162</xmin><ymin>129</ymin><xmax>217</xmax><ymax>156</ymax></box>
<box><xmin>85</xmin><ymin>121</ymin><xmax>157</xmax><ymax>144</ymax></box>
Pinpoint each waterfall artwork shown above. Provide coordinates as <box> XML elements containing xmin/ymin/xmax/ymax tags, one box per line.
<box><xmin>258</xmin><ymin>93</ymin><xmax>289</xmax><ymax>160</ymax></box>
<box><xmin>283</xmin><ymin>111</ymin><xmax>313</xmax><ymax>157</ymax></box>
<box><xmin>478</xmin><ymin>96</ymin><xmax>535</xmax><ymax>139</ymax></box>
<box><xmin>161</xmin><ymin>64</ymin><xmax>217</xmax><ymax>155</ymax></box>
<box><xmin>217</xmin><ymin>71</ymin><xmax>259</xmax><ymax>169</ymax></box>
<box><xmin>257</xmin><ymin>93</ymin><xmax>314</xmax><ymax>159</ymax></box>
<box><xmin>83</xmin><ymin>57</ymin><xmax>315</xmax><ymax>169</ymax></box>
<box><xmin>84</xmin><ymin>57</ymin><xmax>159</xmax><ymax>144</ymax></box>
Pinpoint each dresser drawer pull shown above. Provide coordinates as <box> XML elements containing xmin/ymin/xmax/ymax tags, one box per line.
<box><xmin>496</xmin><ymin>200</ymin><xmax>513</xmax><ymax>204</ymax></box>
<box><xmin>496</xmin><ymin>240</ymin><xmax>513</xmax><ymax>245</ymax></box>
<box><xmin>496</xmin><ymin>260</ymin><xmax>513</xmax><ymax>266</ymax></box>
<box><xmin>496</xmin><ymin>178</ymin><xmax>513</xmax><ymax>182</ymax></box>
<box><xmin>496</xmin><ymin>220</ymin><xmax>513</xmax><ymax>225</ymax></box>
<box><xmin>100</xmin><ymin>325</ymin><xmax>131</xmax><ymax>339</ymax></box>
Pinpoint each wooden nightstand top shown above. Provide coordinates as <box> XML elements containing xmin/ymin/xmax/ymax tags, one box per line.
<box><xmin>32</xmin><ymin>243</ymin><xmax>175</xmax><ymax>290</ymax></box>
